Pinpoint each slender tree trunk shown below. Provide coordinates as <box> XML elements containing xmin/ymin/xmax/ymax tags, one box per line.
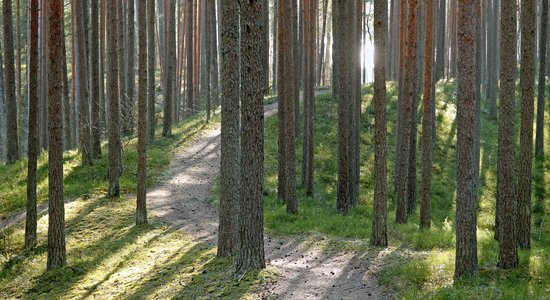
<box><xmin>147</xmin><ymin>0</ymin><xmax>156</xmax><ymax>141</ymax></box>
<box><xmin>91</xmin><ymin>0</ymin><xmax>102</xmax><ymax>158</ymax></box>
<box><xmin>108</xmin><ymin>0</ymin><xmax>122</xmax><ymax>198</ymax></box>
<box><xmin>62</xmin><ymin>28</ymin><xmax>72</xmax><ymax>150</ymax></box>
<box><xmin>25</xmin><ymin>0</ymin><xmax>40</xmax><ymax>250</ymax></box>
<box><xmin>40</xmin><ymin>0</ymin><xmax>48</xmax><ymax>151</ymax></box>
<box><xmin>317</xmin><ymin>0</ymin><xmax>329</xmax><ymax>87</ymax></box>
<box><xmin>396</xmin><ymin>0</ymin><xmax>418</xmax><ymax>223</ymax></box>
<box><xmin>496</xmin><ymin>0</ymin><xmax>518</xmax><ymax>269</ymax></box>
<box><xmin>3</xmin><ymin>0</ymin><xmax>20</xmax><ymax>163</ymax></box>
<box><xmin>487</xmin><ymin>0</ymin><xmax>498</xmax><ymax>120</ymax></box>
<box><xmin>16</xmin><ymin>0</ymin><xmax>23</xmax><ymax>156</ymax></box>
<box><xmin>126</xmin><ymin>0</ymin><xmax>136</xmax><ymax>135</ymax></box>
<box><xmin>421</xmin><ymin>0</ymin><xmax>436</xmax><ymax>229</ymax></box>
<box><xmin>516</xmin><ymin>0</ymin><xmax>536</xmax><ymax>249</ymax></box>
<box><xmin>46</xmin><ymin>0</ymin><xmax>66</xmax><ymax>270</ymax></box>
<box><xmin>303</xmin><ymin>0</ymin><xmax>316</xmax><ymax>196</ymax></box>
<box><xmin>0</xmin><ymin>45</ymin><xmax>5</xmax><ymax>162</ymax></box>
<box><xmin>371</xmin><ymin>0</ymin><xmax>388</xmax><ymax>247</ymax></box>
<box><xmin>535</xmin><ymin>0</ymin><xmax>548</xmax><ymax>157</ymax></box>
<box><xmin>118</xmin><ymin>0</ymin><xmax>128</xmax><ymax>138</ymax></box>
<box><xmin>235</xmin><ymin>0</ymin><xmax>266</xmax><ymax>277</ymax></box>
<box><xmin>272</xmin><ymin>0</ymin><xmax>278</xmax><ymax>90</ymax></box>
<box><xmin>210</xmin><ymin>2</ymin><xmax>219</xmax><ymax>111</ymax></box>
<box><xmin>218</xmin><ymin>0</ymin><xmax>241</xmax><ymax>258</ymax></box>
<box><xmin>75</xmin><ymin>0</ymin><xmax>93</xmax><ymax>165</ymax></box>
<box><xmin>162</xmin><ymin>0</ymin><xmax>175</xmax><ymax>137</ymax></box>
<box><xmin>205</xmin><ymin>0</ymin><xmax>212</xmax><ymax>122</ymax></box>
<box><xmin>185</xmin><ymin>0</ymin><xmax>194</xmax><ymax>115</ymax></box>
<box><xmin>136</xmin><ymin>0</ymin><xmax>148</xmax><ymax>225</ymax></box>
<box><xmin>100</xmin><ymin>0</ymin><xmax>106</xmax><ymax>138</ymax></box>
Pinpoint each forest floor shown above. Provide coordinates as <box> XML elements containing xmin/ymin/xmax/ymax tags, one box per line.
<box><xmin>147</xmin><ymin>100</ymin><xmax>390</xmax><ymax>299</ymax></box>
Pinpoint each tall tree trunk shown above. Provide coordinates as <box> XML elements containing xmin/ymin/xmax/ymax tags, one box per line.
<box><xmin>162</xmin><ymin>0</ymin><xmax>175</xmax><ymax>137</ymax></box>
<box><xmin>303</xmin><ymin>0</ymin><xmax>316</xmax><ymax>196</ymax></box>
<box><xmin>272</xmin><ymin>0</ymin><xmax>278</xmax><ymax>90</ymax></box>
<box><xmin>496</xmin><ymin>0</ymin><xmax>518</xmax><ymax>269</ymax></box>
<box><xmin>278</xmin><ymin>0</ymin><xmax>297</xmax><ymax>213</ymax></box>
<box><xmin>47</xmin><ymin>0</ymin><xmax>67</xmax><ymax>270</ymax></box>
<box><xmin>25</xmin><ymin>0</ymin><xmax>40</xmax><ymax>250</ymax></box>
<box><xmin>16</xmin><ymin>0</ymin><xmax>23</xmax><ymax>156</ymax></box>
<box><xmin>317</xmin><ymin>0</ymin><xmax>329</xmax><ymax>87</ymax></box>
<box><xmin>535</xmin><ymin>0</ymin><xmax>548</xmax><ymax>157</ymax></box>
<box><xmin>185</xmin><ymin>0</ymin><xmax>194</xmax><ymax>115</ymax></box>
<box><xmin>91</xmin><ymin>0</ymin><xmax>102</xmax><ymax>158</ymax></box>
<box><xmin>62</xmin><ymin>28</ymin><xmax>72</xmax><ymax>150</ymax></box>
<box><xmin>335</xmin><ymin>0</ymin><xmax>356</xmax><ymax>214</ymax></box>
<box><xmin>3</xmin><ymin>0</ymin><xmax>20</xmax><ymax>163</ymax></box>
<box><xmin>0</xmin><ymin>45</ymin><xmax>5</xmax><ymax>161</ymax></box>
<box><xmin>99</xmin><ymin>0</ymin><xmax>106</xmax><ymax>139</ymax></box>
<box><xmin>210</xmin><ymin>1</ymin><xmax>219</xmax><ymax>111</ymax></box>
<box><xmin>218</xmin><ymin>0</ymin><xmax>241</xmax><ymax>258</ymax></box>
<box><xmin>40</xmin><ymin>0</ymin><xmax>49</xmax><ymax>151</ymax></box>
<box><xmin>396</xmin><ymin>0</ymin><xmax>418</xmax><ymax>223</ymax></box>
<box><xmin>455</xmin><ymin>0</ymin><xmax>479</xmax><ymax>279</ymax></box>
<box><xmin>487</xmin><ymin>0</ymin><xmax>498</xmax><ymax>120</ymax></box>
<box><xmin>75</xmin><ymin>0</ymin><xmax>93</xmax><ymax>165</ymax></box>
<box><xmin>205</xmin><ymin>0</ymin><xmax>212</xmax><ymax>122</ymax></box>
<box><xmin>118</xmin><ymin>0</ymin><xmax>128</xmax><ymax>138</ymax></box>
<box><xmin>435</xmin><ymin>0</ymin><xmax>445</xmax><ymax>80</ymax></box>
<box><xmin>517</xmin><ymin>0</ymin><xmax>536</xmax><ymax>250</ymax></box>
<box><xmin>421</xmin><ymin>0</ymin><xmax>436</xmax><ymax>229</ymax></box>
<box><xmin>147</xmin><ymin>0</ymin><xmax>156</xmax><ymax>142</ymax></box>
<box><xmin>235</xmin><ymin>0</ymin><xmax>266</xmax><ymax>277</ymax></box>
<box><xmin>126</xmin><ymin>0</ymin><xmax>136</xmax><ymax>135</ymax></box>
<box><xmin>371</xmin><ymin>0</ymin><xmax>388</xmax><ymax>247</ymax></box>
<box><xmin>136</xmin><ymin>0</ymin><xmax>148</xmax><ymax>225</ymax></box>
<box><xmin>108</xmin><ymin>0</ymin><xmax>122</xmax><ymax>198</ymax></box>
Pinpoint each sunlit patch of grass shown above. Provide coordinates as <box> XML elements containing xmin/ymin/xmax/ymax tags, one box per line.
<box><xmin>0</xmin><ymin>112</ymin><xmax>219</xmax><ymax>220</ymax></box>
<box><xmin>0</xmin><ymin>195</ymin><xmax>271</xmax><ymax>299</ymax></box>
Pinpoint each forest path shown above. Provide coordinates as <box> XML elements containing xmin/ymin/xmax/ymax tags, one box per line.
<box><xmin>148</xmin><ymin>100</ymin><xmax>390</xmax><ymax>300</ymax></box>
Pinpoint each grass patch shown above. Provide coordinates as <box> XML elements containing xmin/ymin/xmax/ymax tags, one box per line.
<box><xmin>258</xmin><ymin>82</ymin><xmax>550</xmax><ymax>298</ymax></box>
<box><xmin>0</xmin><ymin>112</ymin><xmax>219</xmax><ymax>220</ymax></box>
<box><xmin>0</xmin><ymin>196</ymin><xmax>274</xmax><ymax>299</ymax></box>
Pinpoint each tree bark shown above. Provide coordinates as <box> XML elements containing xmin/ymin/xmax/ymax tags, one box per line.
<box><xmin>147</xmin><ymin>0</ymin><xmax>156</xmax><ymax>142</ymax></box>
<box><xmin>455</xmin><ymin>0</ymin><xmax>479</xmax><ymax>279</ymax></box>
<box><xmin>91</xmin><ymin>0</ymin><xmax>102</xmax><ymax>158</ymax></box>
<box><xmin>126</xmin><ymin>0</ymin><xmax>136</xmax><ymax>136</ymax></box>
<box><xmin>47</xmin><ymin>0</ymin><xmax>67</xmax><ymax>270</ymax></box>
<box><xmin>25</xmin><ymin>0</ymin><xmax>40</xmax><ymax>250</ymax></box>
<box><xmin>496</xmin><ymin>0</ymin><xmax>518</xmax><ymax>269</ymax></box>
<box><xmin>371</xmin><ymin>0</ymin><xmax>388</xmax><ymax>247</ymax></box>
<box><xmin>185</xmin><ymin>0</ymin><xmax>194</xmax><ymax>115</ymax></box>
<box><xmin>303</xmin><ymin>0</ymin><xmax>316</xmax><ymax>197</ymax></box>
<box><xmin>535</xmin><ymin>0</ymin><xmax>548</xmax><ymax>157</ymax></box>
<box><xmin>3</xmin><ymin>0</ymin><xmax>20</xmax><ymax>163</ymax></box>
<box><xmin>421</xmin><ymin>0</ymin><xmax>436</xmax><ymax>229</ymax></box>
<box><xmin>136</xmin><ymin>0</ymin><xmax>148</xmax><ymax>225</ymax></box>
<box><xmin>317</xmin><ymin>0</ymin><xmax>329</xmax><ymax>87</ymax></box>
<box><xmin>108</xmin><ymin>0</ymin><xmax>122</xmax><ymax>198</ymax></box>
<box><xmin>218</xmin><ymin>0</ymin><xmax>241</xmax><ymax>258</ymax></box>
<box><xmin>205</xmin><ymin>0</ymin><xmax>212</xmax><ymax>122</ymax></box>
<box><xmin>335</xmin><ymin>0</ymin><xmax>356</xmax><ymax>214</ymax></box>
<box><xmin>235</xmin><ymin>0</ymin><xmax>266</xmax><ymax>276</ymax></box>
<box><xmin>75</xmin><ymin>0</ymin><xmax>93</xmax><ymax>165</ymax></box>
<box><xmin>162</xmin><ymin>0</ymin><xmax>175</xmax><ymax>137</ymax></box>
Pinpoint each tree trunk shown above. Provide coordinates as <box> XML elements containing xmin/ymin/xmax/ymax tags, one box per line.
<box><xmin>108</xmin><ymin>0</ymin><xmax>122</xmax><ymax>198</ymax></box>
<box><xmin>205</xmin><ymin>0</ymin><xmax>212</xmax><ymax>122</ymax></box>
<box><xmin>147</xmin><ymin>0</ymin><xmax>156</xmax><ymax>142</ymax></box>
<box><xmin>3</xmin><ymin>0</ymin><xmax>20</xmax><ymax>163</ymax></box>
<box><xmin>118</xmin><ymin>0</ymin><xmax>128</xmax><ymax>138</ymax></box>
<box><xmin>235</xmin><ymin>0</ymin><xmax>266</xmax><ymax>277</ymax></box>
<box><xmin>335</xmin><ymin>0</ymin><xmax>356</xmax><ymax>214</ymax></box>
<box><xmin>210</xmin><ymin>1</ymin><xmax>219</xmax><ymax>111</ymax></box>
<box><xmin>91</xmin><ymin>0</ymin><xmax>102</xmax><ymax>158</ymax></box>
<box><xmin>125</xmin><ymin>0</ymin><xmax>136</xmax><ymax>136</ymax></box>
<box><xmin>535</xmin><ymin>0</ymin><xmax>548</xmax><ymax>157</ymax></box>
<box><xmin>40</xmin><ymin>0</ymin><xmax>49</xmax><ymax>151</ymax></box>
<box><xmin>396</xmin><ymin>0</ymin><xmax>418</xmax><ymax>224</ymax></box>
<box><xmin>47</xmin><ymin>0</ymin><xmax>67</xmax><ymax>270</ymax></box>
<box><xmin>162</xmin><ymin>0</ymin><xmax>175</xmax><ymax>137</ymax></box>
<box><xmin>420</xmin><ymin>0</ymin><xmax>436</xmax><ymax>229</ymax></box>
<box><xmin>218</xmin><ymin>0</ymin><xmax>241</xmax><ymax>258</ymax></box>
<box><xmin>75</xmin><ymin>0</ymin><xmax>93</xmax><ymax>165</ymax></box>
<box><xmin>0</xmin><ymin>45</ymin><xmax>5</xmax><ymax>162</ymax></box>
<box><xmin>317</xmin><ymin>0</ymin><xmax>329</xmax><ymax>87</ymax></box>
<box><xmin>496</xmin><ymin>0</ymin><xmax>518</xmax><ymax>269</ymax></box>
<box><xmin>371</xmin><ymin>0</ymin><xmax>388</xmax><ymax>247</ymax></box>
<box><xmin>487</xmin><ymin>0</ymin><xmax>498</xmax><ymax>120</ymax></box>
<box><xmin>272</xmin><ymin>0</ymin><xmax>278</xmax><ymax>89</ymax></box>
<box><xmin>136</xmin><ymin>0</ymin><xmax>148</xmax><ymax>225</ymax></box>
<box><xmin>62</xmin><ymin>28</ymin><xmax>72</xmax><ymax>150</ymax></box>
<box><xmin>100</xmin><ymin>0</ymin><xmax>106</xmax><ymax>139</ymax></box>
<box><xmin>25</xmin><ymin>0</ymin><xmax>40</xmax><ymax>250</ymax></box>
<box><xmin>303</xmin><ymin>0</ymin><xmax>316</xmax><ymax>197</ymax></box>
<box><xmin>185</xmin><ymin>0</ymin><xmax>194</xmax><ymax>115</ymax></box>
<box><xmin>455</xmin><ymin>0</ymin><xmax>479</xmax><ymax>279</ymax></box>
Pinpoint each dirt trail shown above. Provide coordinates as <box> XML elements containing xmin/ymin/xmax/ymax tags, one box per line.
<box><xmin>148</xmin><ymin>102</ymin><xmax>390</xmax><ymax>299</ymax></box>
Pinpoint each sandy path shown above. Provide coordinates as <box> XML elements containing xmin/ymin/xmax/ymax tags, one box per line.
<box><xmin>147</xmin><ymin>102</ymin><xmax>390</xmax><ymax>300</ymax></box>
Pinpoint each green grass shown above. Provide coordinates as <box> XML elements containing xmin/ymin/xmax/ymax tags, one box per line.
<box><xmin>0</xmin><ymin>111</ymin><xmax>278</xmax><ymax>299</ymax></box>
<box><xmin>0</xmin><ymin>112</ymin><xmax>218</xmax><ymax>220</ymax></box>
<box><xmin>0</xmin><ymin>196</ymin><xmax>275</xmax><ymax>299</ymax></box>
<box><xmin>258</xmin><ymin>82</ymin><xmax>550</xmax><ymax>299</ymax></box>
